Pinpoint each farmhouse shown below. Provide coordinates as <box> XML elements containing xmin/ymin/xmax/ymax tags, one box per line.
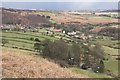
<box><xmin>80</xmin><ymin>33</ymin><xmax>87</xmax><ymax>40</ymax></box>
<box><xmin>67</xmin><ymin>31</ymin><xmax>76</xmax><ymax>36</ymax></box>
<box><xmin>49</xmin><ymin>27</ymin><xmax>62</xmax><ymax>32</ymax></box>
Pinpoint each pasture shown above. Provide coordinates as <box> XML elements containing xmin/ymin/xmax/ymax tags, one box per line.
<box><xmin>1</xmin><ymin>29</ymin><xmax>119</xmax><ymax>78</ymax></box>
<box><xmin>1</xmin><ymin>30</ymin><xmax>58</xmax><ymax>51</ymax></box>
<box><xmin>70</xmin><ymin>67</ymin><xmax>112</xmax><ymax>78</ymax></box>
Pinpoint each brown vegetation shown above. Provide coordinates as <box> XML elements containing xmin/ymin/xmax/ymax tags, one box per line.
<box><xmin>52</xmin><ymin>12</ymin><xmax>118</xmax><ymax>25</ymax></box>
<box><xmin>2</xmin><ymin>9</ymin><xmax>50</xmax><ymax>26</ymax></box>
<box><xmin>2</xmin><ymin>49</ymin><xmax>88</xmax><ymax>78</ymax></box>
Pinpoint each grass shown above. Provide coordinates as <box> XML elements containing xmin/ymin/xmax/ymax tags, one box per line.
<box><xmin>2</xmin><ymin>31</ymin><xmax>57</xmax><ymax>40</ymax></box>
<box><xmin>2</xmin><ymin>47</ymin><xmax>116</xmax><ymax>78</ymax></box>
<box><xmin>2</xmin><ymin>47</ymin><xmax>88</xmax><ymax>78</ymax></box>
<box><xmin>103</xmin><ymin>46</ymin><xmax>118</xmax><ymax>55</ymax></box>
<box><xmin>2</xmin><ymin>31</ymin><xmax>119</xmax><ymax>78</ymax></box>
<box><xmin>93</xmin><ymin>38</ymin><xmax>118</xmax><ymax>47</ymax></box>
<box><xmin>2</xmin><ymin>46</ymin><xmax>37</xmax><ymax>55</ymax></box>
<box><xmin>104</xmin><ymin>60</ymin><xmax>119</xmax><ymax>76</ymax></box>
<box><xmin>90</xmin><ymin>37</ymin><xmax>118</xmax><ymax>56</ymax></box>
<box><xmin>84</xmin><ymin>15</ymin><xmax>114</xmax><ymax>20</ymax></box>
<box><xmin>49</xmin><ymin>19</ymin><xmax>56</xmax><ymax>24</ymax></box>
<box><xmin>91</xmin><ymin>37</ymin><xmax>119</xmax><ymax>77</ymax></box>
<box><xmin>70</xmin><ymin>67</ymin><xmax>112</xmax><ymax>78</ymax></box>
<box><xmin>1</xmin><ymin>31</ymin><xmax>58</xmax><ymax>50</ymax></box>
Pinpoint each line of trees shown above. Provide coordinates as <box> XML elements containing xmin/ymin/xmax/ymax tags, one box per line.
<box><xmin>98</xmin><ymin>27</ymin><xmax>119</xmax><ymax>39</ymax></box>
<box><xmin>34</xmin><ymin>39</ymin><xmax>105</xmax><ymax>73</ymax></box>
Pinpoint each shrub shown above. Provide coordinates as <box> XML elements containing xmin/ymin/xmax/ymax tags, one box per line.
<box><xmin>34</xmin><ymin>38</ymin><xmax>40</xmax><ymax>42</ymax></box>
<box><xmin>30</xmin><ymin>37</ymin><xmax>34</xmax><ymax>41</ymax></box>
<box><xmin>56</xmin><ymin>60</ymin><xmax>69</xmax><ymax>68</ymax></box>
<box><xmin>46</xmin><ymin>16</ymin><xmax>51</xmax><ymax>19</ymax></box>
<box><xmin>42</xmin><ymin>39</ymin><xmax>68</xmax><ymax>60</ymax></box>
<box><xmin>2</xmin><ymin>38</ymin><xmax>9</xmax><ymax>46</ymax></box>
<box><xmin>34</xmin><ymin>42</ymin><xmax>41</xmax><ymax>52</ymax></box>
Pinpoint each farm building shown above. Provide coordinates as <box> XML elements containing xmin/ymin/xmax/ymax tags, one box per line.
<box><xmin>49</xmin><ymin>27</ymin><xmax>62</xmax><ymax>32</ymax></box>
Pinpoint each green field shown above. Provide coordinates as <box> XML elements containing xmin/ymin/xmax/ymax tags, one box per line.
<box><xmin>70</xmin><ymin>68</ymin><xmax>112</xmax><ymax>78</ymax></box>
<box><xmin>2</xmin><ymin>47</ymin><xmax>116</xmax><ymax>78</ymax></box>
<box><xmin>103</xmin><ymin>46</ymin><xmax>118</xmax><ymax>56</ymax></box>
<box><xmin>1</xmin><ymin>31</ymin><xmax>58</xmax><ymax>50</ymax></box>
<box><xmin>104</xmin><ymin>60</ymin><xmax>119</xmax><ymax>77</ymax></box>
<box><xmin>70</xmin><ymin>59</ymin><xmax>119</xmax><ymax>78</ymax></box>
<box><xmin>1</xmin><ymin>30</ymin><xmax>119</xmax><ymax>78</ymax></box>
<box><xmin>91</xmin><ymin>37</ymin><xmax>118</xmax><ymax>47</ymax></box>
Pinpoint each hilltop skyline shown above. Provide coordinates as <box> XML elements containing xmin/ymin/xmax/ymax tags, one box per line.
<box><xmin>2</xmin><ymin>2</ymin><xmax>118</xmax><ymax>11</ymax></box>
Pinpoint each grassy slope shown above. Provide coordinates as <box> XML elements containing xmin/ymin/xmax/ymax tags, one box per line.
<box><xmin>70</xmin><ymin>68</ymin><xmax>112</xmax><ymax>78</ymax></box>
<box><xmin>104</xmin><ymin>60</ymin><xmax>119</xmax><ymax>76</ymax></box>
<box><xmin>103</xmin><ymin>46</ymin><xmax>118</xmax><ymax>55</ymax></box>
<box><xmin>1</xmin><ymin>31</ymin><xmax>58</xmax><ymax>50</ymax></box>
<box><xmin>1</xmin><ymin>31</ymin><xmax>119</xmax><ymax>78</ymax></box>
<box><xmin>90</xmin><ymin>37</ymin><xmax>119</xmax><ymax>77</ymax></box>
<box><xmin>2</xmin><ymin>47</ymin><xmax>88</xmax><ymax>78</ymax></box>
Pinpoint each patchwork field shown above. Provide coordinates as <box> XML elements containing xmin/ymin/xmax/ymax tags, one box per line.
<box><xmin>1</xmin><ymin>8</ymin><xmax>119</xmax><ymax>78</ymax></box>
<box><xmin>1</xmin><ymin>31</ymin><xmax>58</xmax><ymax>51</ymax></box>
<box><xmin>1</xmin><ymin>30</ymin><xmax>119</xmax><ymax>78</ymax></box>
<box><xmin>30</xmin><ymin>11</ymin><xmax>119</xmax><ymax>25</ymax></box>
<box><xmin>49</xmin><ymin>12</ymin><xmax>117</xmax><ymax>24</ymax></box>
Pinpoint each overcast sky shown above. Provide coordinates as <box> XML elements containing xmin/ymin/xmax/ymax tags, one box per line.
<box><xmin>2</xmin><ymin>2</ymin><xmax>119</xmax><ymax>11</ymax></box>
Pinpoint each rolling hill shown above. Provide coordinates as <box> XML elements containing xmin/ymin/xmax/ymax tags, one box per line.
<box><xmin>2</xmin><ymin>47</ymin><xmax>88</xmax><ymax>78</ymax></box>
<box><xmin>2</xmin><ymin>8</ymin><xmax>50</xmax><ymax>26</ymax></box>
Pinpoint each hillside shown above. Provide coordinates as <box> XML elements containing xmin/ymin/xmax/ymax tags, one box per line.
<box><xmin>2</xmin><ymin>47</ymin><xmax>88</xmax><ymax>78</ymax></box>
<box><xmin>1</xmin><ymin>8</ymin><xmax>119</xmax><ymax>26</ymax></box>
<box><xmin>2</xmin><ymin>8</ymin><xmax>50</xmax><ymax>26</ymax></box>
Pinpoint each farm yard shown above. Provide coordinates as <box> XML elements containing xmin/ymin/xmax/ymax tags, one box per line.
<box><xmin>1</xmin><ymin>7</ymin><xmax>120</xmax><ymax>78</ymax></box>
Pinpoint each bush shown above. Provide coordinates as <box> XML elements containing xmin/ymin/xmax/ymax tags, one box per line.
<box><xmin>42</xmin><ymin>39</ymin><xmax>68</xmax><ymax>60</ymax></box>
<box><xmin>34</xmin><ymin>38</ymin><xmax>40</xmax><ymax>42</ymax></box>
<box><xmin>2</xmin><ymin>38</ymin><xmax>9</xmax><ymax>46</ymax></box>
<box><xmin>30</xmin><ymin>37</ymin><xmax>34</xmax><ymax>41</ymax></box>
<box><xmin>46</xmin><ymin>16</ymin><xmax>51</xmax><ymax>19</ymax></box>
<box><xmin>56</xmin><ymin>60</ymin><xmax>69</xmax><ymax>68</ymax></box>
<box><xmin>50</xmin><ymin>34</ymin><xmax>54</xmax><ymax>37</ymax></box>
<box><xmin>34</xmin><ymin>42</ymin><xmax>41</xmax><ymax>52</ymax></box>
<box><xmin>69</xmin><ymin>43</ymin><xmax>82</xmax><ymax>65</ymax></box>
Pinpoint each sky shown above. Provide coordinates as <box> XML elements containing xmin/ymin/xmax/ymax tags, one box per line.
<box><xmin>2</xmin><ymin>2</ymin><xmax>119</xmax><ymax>11</ymax></box>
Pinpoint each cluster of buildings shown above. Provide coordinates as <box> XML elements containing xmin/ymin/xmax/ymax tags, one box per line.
<box><xmin>66</xmin><ymin>31</ymin><xmax>94</xmax><ymax>40</ymax></box>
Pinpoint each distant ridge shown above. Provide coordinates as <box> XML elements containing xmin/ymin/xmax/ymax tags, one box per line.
<box><xmin>2</xmin><ymin>7</ymin><xmax>50</xmax><ymax>26</ymax></box>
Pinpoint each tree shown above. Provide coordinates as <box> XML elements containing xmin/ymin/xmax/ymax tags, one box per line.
<box><xmin>42</xmin><ymin>15</ymin><xmax>45</xmax><ymax>18</ymax></box>
<box><xmin>46</xmin><ymin>16</ymin><xmax>51</xmax><ymax>19</ymax></box>
<box><xmin>89</xmin><ymin>43</ymin><xmax>105</xmax><ymax>72</ymax></box>
<box><xmin>70</xmin><ymin>43</ymin><xmax>81</xmax><ymax>65</ymax></box>
<box><xmin>42</xmin><ymin>39</ymin><xmax>68</xmax><ymax>60</ymax></box>
<box><xmin>30</xmin><ymin>37</ymin><xmax>34</xmax><ymax>41</ymax></box>
<box><xmin>34</xmin><ymin>38</ymin><xmax>40</xmax><ymax>42</ymax></box>
<box><xmin>2</xmin><ymin>38</ymin><xmax>9</xmax><ymax>46</ymax></box>
<box><xmin>34</xmin><ymin>42</ymin><xmax>42</xmax><ymax>52</ymax></box>
<box><xmin>55</xmin><ymin>24</ymin><xmax>63</xmax><ymax>29</ymax></box>
<box><xmin>99</xmin><ymin>60</ymin><xmax>104</xmax><ymax>73</ymax></box>
<box><xmin>53</xmin><ymin>40</ymin><xmax>68</xmax><ymax>60</ymax></box>
<box><xmin>93</xmin><ymin>43</ymin><xmax>105</xmax><ymax>59</ymax></box>
<box><xmin>42</xmin><ymin>39</ymin><xmax>53</xmax><ymax>57</ymax></box>
<box><xmin>67</xmin><ymin>51</ymin><xmax>74</xmax><ymax>65</ymax></box>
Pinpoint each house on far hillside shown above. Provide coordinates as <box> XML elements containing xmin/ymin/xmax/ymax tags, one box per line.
<box><xmin>80</xmin><ymin>33</ymin><xmax>87</xmax><ymax>40</ymax></box>
<box><xmin>67</xmin><ymin>31</ymin><xmax>76</xmax><ymax>36</ymax></box>
<box><xmin>49</xmin><ymin>27</ymin><xmax>62</xmax><ymax>32</ymax></box>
